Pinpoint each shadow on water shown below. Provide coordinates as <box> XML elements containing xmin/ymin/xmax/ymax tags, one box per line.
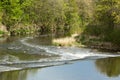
<box><xmin>27</xmin><ymin>35</ymin><xmax>53</xmax><ymax>45</ymax></box>
<box><xmin>96</xmin><ymin>57</ymin><xmax>120</xmax><ymax>77</ymax></box>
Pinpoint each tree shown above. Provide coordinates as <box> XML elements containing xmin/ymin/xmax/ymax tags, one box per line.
<box><xmin>76</xmin><ymin>0</ymin><xmax>95</xmax><ymax>26</ymax></box>
<box><xmin>1</xmin><ymin>0</ymin><xmax>33</xmax><ymax>30</ymax></box>
<box><xmin>64</xmin><ymin>0</ymin><xmax>80</xmax><ymax>35</ymax></box>
<box><xmin>96</xmin><ymin>0</ymin><xmax>120</xmax><ymax>32</ymax></box>
<box><xmin>32</xmin><ymin>0</ymin><xmax>68</xmax><ymax>34</ymax></box>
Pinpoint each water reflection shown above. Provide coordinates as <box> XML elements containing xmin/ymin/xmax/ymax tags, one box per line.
<box><xmin>28</xmin><ymin>35</ymin><xmax>53</xmax><ymax>45</ymax></box>
<box><xmin>96</xmin><ymin>57</ymin><xmax>120</xmax><ymax>77</ymax></box>
<box><xmin>0</xmin><ymin>57</ymin><xmax>120</xmax><ymax>80</ymax></box>
<box><xmin>1</xmin><ymin>36</ymin><xmax>120</xmax><ymax>80</ymax></box>
<box><xmin>0</xmin><ymin>36</ymin><xmax>23</xmax><ymax>44</ymax></box>
<box><xmin>0</xmin><ymin>35</ymin><xmax>58</xmax><ymax>64</ymax></box>
<box><xmin>0</xmin><ymin>48</ymin><xmax>56</xmax><ymax>63</ymax></box>
<box><xmin>0</xmin><ymin>69</ymin><xmax>38</xmax><ymax>80</ymax></box>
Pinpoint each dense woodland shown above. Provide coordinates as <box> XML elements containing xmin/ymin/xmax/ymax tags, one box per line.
<box><xmin>0</xmin><ymin>0</ymin><xmax>120</xmax><ymax>48</ymax></box>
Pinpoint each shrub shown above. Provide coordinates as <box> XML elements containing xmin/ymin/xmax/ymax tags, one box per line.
<box><xmin>109</xmin><ymin>29</ymin><xmax>120</xmax><ymax>45</ymax></box>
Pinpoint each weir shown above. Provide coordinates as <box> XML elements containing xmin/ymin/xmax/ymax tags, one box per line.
<box><xmin>0</xmin><ymin>36</ymin><xmax>120</xmax><ymax>72</ymax></box>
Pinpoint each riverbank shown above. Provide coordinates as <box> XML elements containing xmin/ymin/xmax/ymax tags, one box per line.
<box><xmin>77</xmin><ymin>35</ymin><xmax>120</xmax><ymax>52</ymax></box>
<box><xmin>86</xmin><ymin>43</ymin><xmax>120</xmax><ymax>52</ymax></box>
<box><xmin>52</xmin><ymin>34</ymin><xmax>85</xmax><ymax>47</ymax></box>
<box><xmin>52</xmin><ymin>34</ymin><xmax>120</xmax><ymax>52</ymax></box>
<box><xmin>0</xmin><ymin>32</ymin><xmax>119</xmax><ymax>52</ymax></box>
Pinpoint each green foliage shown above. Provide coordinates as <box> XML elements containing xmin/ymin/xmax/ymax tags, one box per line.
<box><xmin>0</xmin><ymin>0</ymin><xmax>91</xmax><ymax>36</ymax></box>
<box><xmin>29</xmin><ymin>0</ymin><xmax>81</xmax><ymax>35</ymax></box>
<box><xmin>65</xmin><ymin>0</ymin><xmax>80</xmax><ymax>34</ymax></box>
<box><xmin>95</xmin><ymin>0</ymin><xmax>120</xmax><ymax>45</ymax></box>
<box><xmin>0</xmin><ymin>30</ymin><xmax>4</xmax><ymax>34</ymax></box>
<box><xmin>108</xmin><ymin>29</ymin><xmax>120</xmax><ymax>45</ymax></box>
<box><xmin>0</xmin><ymin>0</ymin><xmax>33</xmax><ymax>30</ymax></box>
<box><xmin>85</xmin><ymin>24</ymin><xmax>102</xmax><ymax>36</ymax></box>
<box><xmin>81</xmin><ymin>0</ymin><xmax>120</xmax><ymax>46</ymax></box>
<box><xmin>1</xmin><ymin>0</ymin><xmax>22</xmax><ymax>26</ymax></box>
<box><xmin>0</xmin><ymin>0</ymin><xmax>120</xmax><ymax>47</ymax></box>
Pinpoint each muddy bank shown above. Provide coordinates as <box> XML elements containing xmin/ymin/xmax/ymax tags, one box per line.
<box><xmin>86</xmin><ymin>43</ymin><xmax>120</xmax><ymax>52</ymax></box>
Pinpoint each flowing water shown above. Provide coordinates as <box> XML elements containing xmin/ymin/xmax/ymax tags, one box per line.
<box><xmin>0</xmin><ymin>35</ymin><xmax>120</xmax><ymax>80</ymax></box>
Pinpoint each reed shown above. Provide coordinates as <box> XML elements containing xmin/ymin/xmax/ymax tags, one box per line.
<box><xmin>53</xmin><ymin>34</ymin><xmax>79</xmax><ymax>46</ymax></box>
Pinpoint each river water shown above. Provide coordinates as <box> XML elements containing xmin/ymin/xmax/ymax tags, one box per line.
<box><xmin>0</xmin><ymin>35</ymin><xmax>120</xmax><ymax>80</ymax></box>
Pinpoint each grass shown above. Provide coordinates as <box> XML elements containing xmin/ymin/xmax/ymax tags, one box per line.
<box><xmin>0</xmin><ymin>30</ymin><xmax>4</xmax><ymax>34</ymax></box>
<box><xmin>0</xmin><ymin>30</ymin><xmax>5</xmax><ymax>37</ymax></box>
<box><xmin>52</xmin><ymin>34</ymin><xmax>85</xmax><ymax>47</ymax></box>
<box><xmin>53</xmin><ymin>37</ymin><xmax>76</xmax><ymax>46</ymax></box>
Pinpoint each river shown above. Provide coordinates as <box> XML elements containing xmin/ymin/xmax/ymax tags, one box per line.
<box><xmin>0</xmin><ymin>35</ymin><xmax>120</xmax><ymax>80</ymax></box>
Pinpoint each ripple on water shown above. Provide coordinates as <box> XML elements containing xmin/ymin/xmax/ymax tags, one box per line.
<box><xmin>0</xmin><ymin>37</ymin><xmax>120</xmax><ymax>72</ymax></box>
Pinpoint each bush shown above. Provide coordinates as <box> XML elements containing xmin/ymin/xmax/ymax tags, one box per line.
<box><xmin>84</xmin><ymin>24</ymin><xmax>103</xmax><ymax>36</ymax></box>
<box><xmin>109</xmin><ymin>29</ymin><xmax>120</xmax><ymax>45</ymax></box>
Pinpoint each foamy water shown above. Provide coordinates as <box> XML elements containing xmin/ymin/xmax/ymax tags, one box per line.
<box><xmin>20</xmin><ymin>37</ymin><xmax>120</xmax><ymax>61</ymax></box>
<box><xmin>0</xmin><ymin>37</ymin><xmax>120</xmax><ymax>72</ymax></box>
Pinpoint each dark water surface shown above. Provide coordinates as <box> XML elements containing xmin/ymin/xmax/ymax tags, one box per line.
<box><xmin>0</xmin><ymin>36</ymin><xmax>120</xmax><ymax>80</ymax></box>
